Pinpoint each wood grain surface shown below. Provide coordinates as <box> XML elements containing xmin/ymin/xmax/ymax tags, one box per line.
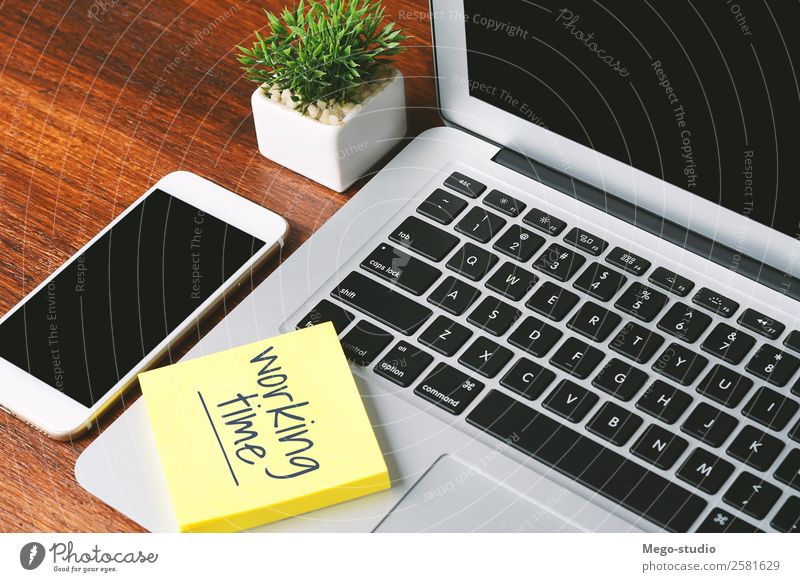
<box><xmin>0</xmin><ymin>0</ymin><xmax>439</xmax><ymax>532</ymax></box>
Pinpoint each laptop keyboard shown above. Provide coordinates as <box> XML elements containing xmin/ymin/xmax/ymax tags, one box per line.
<box><xmin>295</xmin><ymin>170</ymin><xmax>800</xmax><ymax>533</ymax></box>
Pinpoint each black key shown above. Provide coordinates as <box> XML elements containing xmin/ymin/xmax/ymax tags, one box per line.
<box><xmin>652</xmin><ymin>343</ymin><xmax>708</xmax><ymax>386</ymax></box>
<box><xmin>657</xmin><ymin>303</ymin><xmax>712</xmax><ymax>343</ymax></box>
<box><xmin>693</xmin><ymin>287</ymin><xmax>739</xmax><ymax>318</ymax></box>
<box><xmin>746</xmin><ymin>344</ymin><xmax>800</xmax><ymax>387</ymax></box>
<box><xmin>418</xmin><ymin>315</ymin><xmax>472</xmax><ymax>357</ymax></box>
<box><xmin>697</xmin><ymin>508</ymin><xmax>762</xmax><ymax>533</ymax></box>
<box><xmin>701</xmin><ymin>323</ymin><xmax>756</xmax><ymax>365</ymax></box>
<box><xmin>533</xmin><ymin>243</ymin><xmax>586</xmax><ymax>282</ymax></box>
<box><xmin>390</xmin><ymin>216</ymin><xmax>459</xmax><ymax>262</ymax></box>
<box><xmin>483</xmin><ymin>189</ymin><xmax>526</xmax><ymax>217</ymax></box>
<box><xmin>743</xmin><ymin>386</ymin><xmax>800</xmax><ymax>431</ymax></box>
<box><xmin>563</xmin><ymin>227</ymin><xmax>608</xmax><ymax>256</ymax></box>
<box><xmin>340</xmin><ymin>321</ymin><xmax>393</xmax><ymax>366</ymax></box>
<box><xmin>649</xmin><ymin>267</ymin><xmax>694</xmax><ymax>297</ymax></box>
<box><xmin>573</xmin><ymin>263</ymin><xmax>627</xmax><ymax>302</ymax></box>
<box><xmin>738</xmin><ymin>308</ymin><xmax>785</xmax><ymax>341</ymax></box>
<box><xmin>696</xmin><ymin>364</ymin><xmax>754</xmax><ymax>408</ymax></box>
<box><xmin>428</xmin><ymin>276</ymin><xmax>481</xmax><ymax>316</ymax></box>
<box><xmin>522</xmin><ymin>208</ymin><xmax>567</xmax><ymax>236</ymax></box>
<box><xmin>681</xmin><ymin>403</ymin><xmax>738</xmax><ymax>448</ymax></box>
<box><xmin>677</xmin><ymin>448</ymin><xmax>735</xmax><ymax>494</ymax></box>
<box><xmin>631</xmin><ymin>424</ymin><xmax>688</xmax><ymax>470</ymax></box>
<box><xmin>500</xmin><ymin>358</ymin><xmax>555</xmax><ymax>400</ymax></box>
<box><xmin>771</xmin><ymin>497</ymin><xmax>800</xmax><ymax>533</ymax></box>
<box><xmin>727</xmin><ymin>425</ymin><xmax>784</xmax><ymax>472</ymax></box>
<box><xmin>789</xmin><ymin>420</ymin><xmax>800</xmax><ymax>443</ymax></box>
<box><xmin>332</xmin><ymin>272</ymin><xmax>432</xmax><ymax>335</ymax></box>
<box><xmin>360</xmin><ymin>243</ymin><xmax>441</xmax><ymax>295</ymax></box>
<box><xmin>444</xmin><ymin>171</ymin><xmax>485</xmax><ymax>198</ymax></box>
<box><xmin>723</xmin><ymin>472</ymin><xmax>781</xmax><ymax>520</ymax></box>
<box><xmin>459</xmin><ymin>336</ymin><xmax>514</xmax><ymax>378</ymax></box>
<box><xmin>417</xmin><ymin>188</ymin><xmax>468</xmax><ymax>224</ymax></box>
<box><xmin>587</xmin><ymin>402</ymin><xmax>643</xmax><ymax>446</ymax></box>
<box><xmin>485</xmin><ymin>262</ymin><xmax>538</xmax><ymax>301</ymax></box>
<box><xmin>784</xmin><ymin>330</ymin><xmax>800</xmax><ymax>354</ymax></box>
<box><xmin>775</xmin><ymin>449</ymin><xmax>800</xmax><ymax>491</ymax></box>
<box><xmin>543</xmin><ymin>379</ymin><xmax>599</xmax><ymax>423</ymax></box>
<box><xmin>549</xmin><ymin>337</ymin><xmax>605</xmax><ymax>379</ymax></box>
<box><xmin>373</xmin><ymin>341</ymin><xmax>433</xmax><ymax>387</ymax></box>
<box><xmin>567</xmin><ymin>302</ymin><xmax>621</xmax><ymax>342</ymax></box>
<box><xmin>467</xmin><ymin>296</ymin><xmax>522</xmax><ymax>336</ymax></box>
<box><xmin>492</xmin><ymin>224</ymin><xmax>545</xmax><ymax>262</ymax></box>
<box><xmin>455</xmin><ymin>207</ymin><xmax>507</xmax><ymax>243</ymax></box>
<box><xmin>614</xmin><ymin>283</ymin><xmax>668</xmax><ymax>322</ymax></box>
<box><xmin>526</xmin><ymin>281</ymin><xmax>579</xmax><ymax>321</ymax></box>
<box><xmin>606</xmin><ymin>247</ymin><xmax>651</xmax><ymax>276</ymax></box>
<box><xmin>592</xmin><ymin>358</ymin><xmax>648</xmax><ymax>401</ymax></box>
<box><xmin>296</xmin><ymin>299</ymin><xmax>354</xmax><ymax>335</ymax></box>
<box><xmin>415</xmin><ymin>363</ymin><xmax>484</xmax><ymax>415</ymax></box>
<box><xmin>610</xmin><ymin>322</ymin><xmax>665</xmax><ymax>364</ymax></box>
<box><xmin>637</xmin><ymin>380</ymin><xmax>693</xmax><ymax>424</ymax></box>
<box><xmin>446</xmin><ymin>243</ymin><xmax>499</xmax><ymax>281</ymax></box>
<box><xmin>508</xmin><ymin>316</ymin><xmax>563</xmax><ymax>357</ymax></box>
<box><xmin>466</xmin><ymin>390</ymin><xmax>707</xmax><ymax>532</ymax></box>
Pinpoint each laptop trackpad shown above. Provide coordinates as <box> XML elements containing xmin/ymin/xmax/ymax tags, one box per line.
<box><xmin>374</xmin><ymin>455</ymin><xmax>581</xmax><ymax>533</ymax></box>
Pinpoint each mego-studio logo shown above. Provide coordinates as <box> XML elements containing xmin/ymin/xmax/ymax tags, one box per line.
<box><xmin>20</xmin><ymin>542</ymin><xmax>46</xmax><ymax>570</ymax></box>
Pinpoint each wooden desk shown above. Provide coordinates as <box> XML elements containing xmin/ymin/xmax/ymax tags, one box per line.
<box><xmin>0</xmin><ymin>0</ymin><xmax>439</xmax><ymax>532</ymax></box>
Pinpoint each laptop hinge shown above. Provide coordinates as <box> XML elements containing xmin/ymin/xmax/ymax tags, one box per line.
<box><xmin>492</xmin><ymin>147</ymin><xmax>800</xmax><ymax>302</ymax></box>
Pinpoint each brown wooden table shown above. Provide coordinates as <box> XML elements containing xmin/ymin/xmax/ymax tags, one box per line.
<box><xmin>0</xmin><ymin>0</ymin><xmax>439</xmax><ymax>532</ymax></box>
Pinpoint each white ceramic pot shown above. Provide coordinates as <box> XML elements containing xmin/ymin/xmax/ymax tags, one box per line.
<box><xmin>251</xmin><ymin>68</ymin><xmax>407</xmax><ymax>192</ymax></box>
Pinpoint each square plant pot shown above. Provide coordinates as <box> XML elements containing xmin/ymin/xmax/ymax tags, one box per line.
<box><xmin>251</xmin><ymin>68</ymin><xmax>407</xmax><ymax>192</ymax></box>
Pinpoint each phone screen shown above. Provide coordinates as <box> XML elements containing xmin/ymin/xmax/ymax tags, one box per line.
<box><xmin>0</xmin><ymin>189</ymin><xmax>265</xmax><ymax>408</ymax></box>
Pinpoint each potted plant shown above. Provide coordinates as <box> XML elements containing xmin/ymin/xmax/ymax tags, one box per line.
<box><xmin>238</xmin><ymin>0</ymin><xmax>407</xmax><ymax>192</ymax></box>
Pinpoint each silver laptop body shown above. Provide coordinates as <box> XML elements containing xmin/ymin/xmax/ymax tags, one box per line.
<box><xmin>76</xmin><ymin>0</ymin><xmax>800</xmax><ymax>533</ymax></box>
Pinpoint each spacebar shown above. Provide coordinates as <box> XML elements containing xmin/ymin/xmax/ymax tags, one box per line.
<box><xmin>331</xmin><ymin>271</ymin><xmax>432</xmax><ymax>335</ymax></box>
<box><xmin>466</xmin><ymin>390</ymin><xmax>707</xmax><ymax>532</ymax></box>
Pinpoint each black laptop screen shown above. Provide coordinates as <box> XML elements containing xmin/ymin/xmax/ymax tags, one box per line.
<box><xmin>464</xmin><ymin>0</ymin><xmax>800</xmax><ymax>240</ymax></box>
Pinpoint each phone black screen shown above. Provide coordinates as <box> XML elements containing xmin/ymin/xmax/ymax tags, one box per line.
<box><xmin>0</xmin><ymin>189</ymin><xmax>265</xmax><ymax>407</ymax></box>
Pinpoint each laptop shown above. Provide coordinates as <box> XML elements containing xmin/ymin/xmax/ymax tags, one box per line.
<box><xmin>76</xmin><ymin>0</ymin><xmax>800</xmax><ymax>533</ymax></box>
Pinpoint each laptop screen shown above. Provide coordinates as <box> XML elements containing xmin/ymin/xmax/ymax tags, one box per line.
<box><xmin>464</xmin><ymin>0</ymin><xmax>800</xmax><ymax>241</ymax></box>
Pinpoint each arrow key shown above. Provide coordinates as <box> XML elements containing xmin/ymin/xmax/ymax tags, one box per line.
<box><xmin>723</xmin><ymin>471</ymin><xmax>781</xmax><ymax>520</ymax></box>
<box><xmin>774</xmin><ymin>449</ymin><xmax>800</xmax><ymax>491</ymax></box>
<box><xmin>771</xmin><ymin>496</ymin><xmax>800</xmax><ymax>533</ymax></box>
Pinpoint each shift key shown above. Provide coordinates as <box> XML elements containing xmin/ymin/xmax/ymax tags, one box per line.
<box><xmin>331</xmin><ymin>271</ymin><xmax>433</xmax><ymax>335</ymax></box>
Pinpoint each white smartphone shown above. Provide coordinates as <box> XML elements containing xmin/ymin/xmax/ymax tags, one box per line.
<box><xmin>0</xmin><ymin>171</ymin><xmax>288</xmax><ymax>440</ymax></box>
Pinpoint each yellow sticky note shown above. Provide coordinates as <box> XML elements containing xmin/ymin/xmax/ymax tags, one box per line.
<box><xmin>139</xmin><ymin>322</ymin><xmax>390</xmax><ymax>532</ymax></box>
